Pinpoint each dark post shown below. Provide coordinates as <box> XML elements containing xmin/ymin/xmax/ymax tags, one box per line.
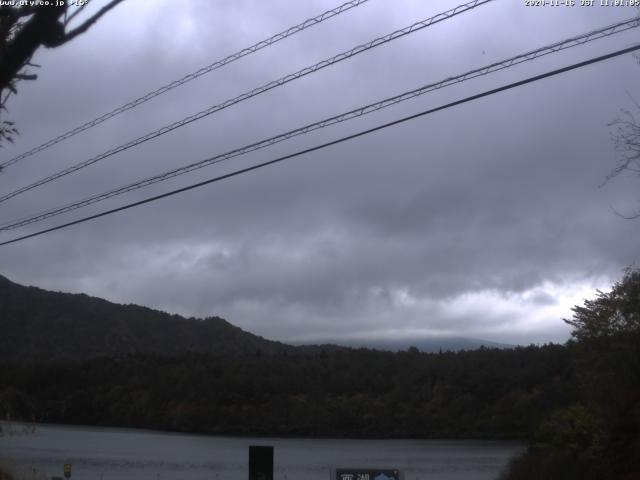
<box><xmin>249</xmin><ymin>445</ymin><xmax>273</xmax><ymax>480</ymax></box>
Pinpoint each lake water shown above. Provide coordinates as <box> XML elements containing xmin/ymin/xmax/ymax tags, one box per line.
<box><xmin>0</xmin><ymin>424</ymin><xmax>524</xmax><ymax>480</ymax></box>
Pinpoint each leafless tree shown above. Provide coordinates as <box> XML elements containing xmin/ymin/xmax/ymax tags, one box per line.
<box><xmin>604</xmin><ymin>55</ymin><xmax>640</xmax><ymax>219</ymax></box>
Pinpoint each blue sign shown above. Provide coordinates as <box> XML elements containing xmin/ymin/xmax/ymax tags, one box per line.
<box><xmin>336</xmin><ymin>469</ymin><xmax>400</xmax><ymax>480</ymax></box>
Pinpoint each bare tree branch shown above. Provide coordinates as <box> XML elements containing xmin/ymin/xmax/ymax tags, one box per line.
<box><xmin>0</xmin><ymin>1</ymin><xmax>125</xmax><ymax>96</ymax></box>
<box><xmin>64</xmin><ymin>2</ymin><xmax>90</xmax><ymax>27</ymax></box>
<box><xmin>14</xmin><ymin>73</ymin><xmax>37</xmax><ymax>81</ymax></box>
<box><xmin>0</xmin><ymin>1</ymin><xmax>126</xmax><ymax>147</ymax></box>
<box><xmin>610</xmin><ymin>204</ymin><xmax>640</xmax><ymax>220</ymax></box>
<box><xmin>57</xmin><ymin>0</ymin><xmax>126</xmax><ymax>45</ymax></box>
<box><xmin>604</xmin><ymin>105</ymin><xmax>640</xmax><ymax>185</ymax></box>
<box><xmin>605</xmin><ymin>88</ymin><xmax>640</xmax><ymax>219</ymax></box>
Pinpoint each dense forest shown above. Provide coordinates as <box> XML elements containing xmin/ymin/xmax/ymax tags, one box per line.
<box><xmin>0</xmin><ymin>344</ymin><xmax>574</xmax><ymax>439</ymax></box>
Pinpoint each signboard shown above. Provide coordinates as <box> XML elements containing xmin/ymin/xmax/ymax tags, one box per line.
<box><xmin>249</xmin><ymin>445</ymin><xmax>273</xmax><ymax>480</ymax></box>
<box><xmin>63</xmin><ymin>464</ymin><xmax>72</xmax><ymax>479</ymax></box>
<box><xmin>336</xmin><ymin>469</ymin><xmax>401</xmax><ymax>480</ymax></box>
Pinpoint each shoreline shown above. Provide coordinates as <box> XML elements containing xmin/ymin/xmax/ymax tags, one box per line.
<box><xmin>2</xmin><ymin>420</ymin><xmax>527</xmax><ymax>443</ymax></box>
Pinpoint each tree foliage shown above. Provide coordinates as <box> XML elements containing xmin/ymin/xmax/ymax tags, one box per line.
<box><xmin>0</xmin><ymin>345</ymin><xmax>575</xmax><ymax>439</ymax></box>
<box><xmin>0</xmin><ymin>1</ymin><xmax>125</xmax><ymax>148</ymax></box>
<box><xmin>533</xmin><ymin>404</ymin><xmax>606</xmax><ymax>462</ymax></box>
<box><xmin>566</xmin><ymin>269</ymin><xmax>640</xmax><ymax>341</ymax></box>
<box><xmin>503</xmin><ymin>270</ymin><xmax>640</xmax><ymax>479</ymax></box>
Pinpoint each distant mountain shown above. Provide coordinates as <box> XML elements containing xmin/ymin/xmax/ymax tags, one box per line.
<box><xmin>0</xmin><ymin>275</ymin><xmax>295</xmax><ymax>361</ymax></box>
<box><xmin>297</xmin><ymin>337</ymin><xmax>513</xmax><ymax>353</ymax></box>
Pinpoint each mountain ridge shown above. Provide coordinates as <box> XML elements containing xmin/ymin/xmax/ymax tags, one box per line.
<box><xmin>0</xmin><ymin>274</ymin><xmax>511</xmax><ymax>361</ymax></box>
<box><xmin>297</xmin><ymin>336</ymin><xmax>514</xmax><ymax>353</ymax></box>
<box><xmin>0</xmin><ymin>274</ymin><xmax>295</xmax><ymax>361</ymax></box>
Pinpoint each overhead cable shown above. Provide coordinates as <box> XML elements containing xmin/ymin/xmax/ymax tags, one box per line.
<box><xmin>1</xmin><ymin>15</ymin><xmax>638</xmax><ymax>232</ymax></box>
<box><xmin>0</xmin><ymin>0</ymin><xmax>372</xmax><ymax>170</ymax></box>
<box><xmin>0</xmin><ymin>0</ymin><xmax>494</xmax><ymax>204</ymax></box>
<box><xmin>1</xmin><ymin>43</ymin><xmax>639</xmax><ymax>247</ymax></box>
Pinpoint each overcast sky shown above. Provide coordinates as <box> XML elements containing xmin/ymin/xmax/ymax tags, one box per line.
<box><xmin>1</xmin><ymin>0</ymin><xmax>639</xmax><ymax>345</ymax></box>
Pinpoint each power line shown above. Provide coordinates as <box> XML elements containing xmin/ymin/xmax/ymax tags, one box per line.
<box><xmin>2</xmin><ymin>15</ymin><xmax>637</xmax><ymax>232</ymax></box>
<box><xmin>1</xmin><ymin>43</ymin><xmax>638</xmax><ymax>248</ymax></box>
<box><xmin>0</xmin><ymin>0</ymin><xmax>372</xmax><ymax>170</ymax></box>
<box><xmin>0</xmin><ymin>0</ymin><xmax>494</xmax><ymax>205</ymax></box>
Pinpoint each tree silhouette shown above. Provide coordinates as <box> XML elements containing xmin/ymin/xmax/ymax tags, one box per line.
<box><xmin>604</xmin><ymin>50</ymin><xmax>640</xmax><ymax>218</ymax></box>
<box><xmin>606</xmin><ymin>99</ymin><xmax>640</xmax><ymax>218</ymax></box>
<box><xmin>0</xmin><ymin>1</ymin><xmax>125</xmax><ymax>149</ymax></box>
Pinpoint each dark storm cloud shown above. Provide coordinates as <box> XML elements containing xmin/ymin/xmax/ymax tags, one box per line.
<box><xmin>1</xmin><ymin>0</ymin><xmax>639</xmax><ymax>344</ymax></box>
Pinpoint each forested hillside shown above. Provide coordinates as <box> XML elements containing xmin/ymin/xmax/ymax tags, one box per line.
<box><xmin>0</xmin><ymin>345</ymin><xmax>575</xmax><ymax>439</ymax></box>
<box><xmin>0</xmin><ymin>275</ymin><xmax>293</xmax><ymax>360</ymax></box>
<box><xmin>0</xmin><ymin>273</ymin><xmax>576</xmax><ymax>439</ymax></box>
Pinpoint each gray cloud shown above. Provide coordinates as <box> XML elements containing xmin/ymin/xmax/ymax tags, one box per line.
<box><xmin>1</xmin><ymin>0</ymin><xmax>639</xmax><ymax>345</ymax></box>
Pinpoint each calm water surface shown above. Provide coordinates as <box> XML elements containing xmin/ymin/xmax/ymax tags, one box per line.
<box><xmin>1</xmin><ymin>424</ymin><xmax>524</xmax><ymax>480</ymax></box>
